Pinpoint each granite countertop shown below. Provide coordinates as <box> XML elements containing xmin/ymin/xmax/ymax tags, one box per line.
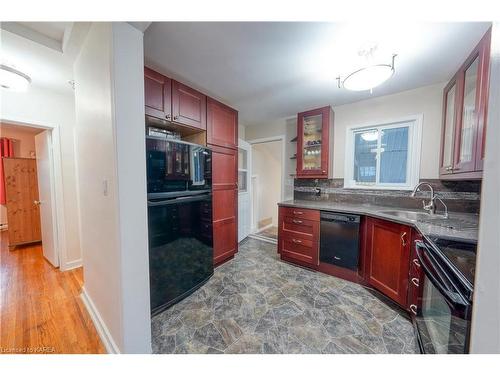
<box><xmin>278</xmin><ymin>199</ymin><xmax>479</xmax><ymax>243</ymax></box>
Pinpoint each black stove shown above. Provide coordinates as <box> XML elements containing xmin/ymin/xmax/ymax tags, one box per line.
<box><xmin>427</xmin><ymin>237</ymin><xmax>476</xmax><ymax>286</ymax></box>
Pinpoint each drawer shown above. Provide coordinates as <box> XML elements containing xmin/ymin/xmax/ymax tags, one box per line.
<box><xmin>280</xmin><ymin>206</ymin><xmax>320</xmax><ymax>221</ymax></box>
<box><xmin>282</xmin><ymin>216</ymin><xmax>318</xmax><ymax>237</ymax></box>
<box><xmin>280</xmin><ymin>237</ymin><xmax>318</xmax><ymax>265</ymax></box>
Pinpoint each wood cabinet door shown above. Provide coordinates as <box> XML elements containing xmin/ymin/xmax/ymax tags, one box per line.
<box><xmin>144</xmin><ymin>67</ymin><xmax>172</xmax><ymax>120</ymax></box>
<box><xmin>296</xmin><ymin>106</ymin><xmax>331</xmax><ymax>179</ymax></box>
<box><xmin>3</xmin><ymin>158</ymin><xmax>41</xmax><ymax>246</ymax></box>
<box><xmin>439</xmin><ymin>78</ymin><xmax>459</xmax><ymax>176</ymax></box>
<box><xmin>364</xmin><ymin>217</ymin><xmax>411</xmax><ymax>307</ymax></box>
<box><xmin>172</xmin><ymin>80</ymin><xmax>207</xmax><ymax>130</ymax></box>
<box><xmin>474</xmin><ymin>28</ymin><xmax>492</xmax><ymax>172</ymax></box>
<box><xmin>211</xmin><ymin>146</ymin><xmax>238</xmax><ymax>265</ymax></box>
<box><xmin>207</xmin><ymin>98</ymin><xmax>238</xmax><ymax>149</ymax></box>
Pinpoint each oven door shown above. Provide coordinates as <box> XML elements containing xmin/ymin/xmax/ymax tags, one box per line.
<box><xmin>414</xmin><ymin>241</ymin><xmax>472</xmax><ymax>354</ymax></box>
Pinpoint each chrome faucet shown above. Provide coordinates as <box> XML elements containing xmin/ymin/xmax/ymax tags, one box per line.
<box><xmin>411</xmin><ymin>182</ymin><xmax>449</xmax><ymax>218</ymax></box>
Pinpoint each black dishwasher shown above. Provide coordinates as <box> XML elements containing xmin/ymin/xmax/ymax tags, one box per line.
<box><xmin>320</xmin><ymin>211</ymin><xmax>361</xmax><ymax>270</ymax></box>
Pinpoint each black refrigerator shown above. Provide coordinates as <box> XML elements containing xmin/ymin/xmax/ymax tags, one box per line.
<box><xmin>146</xmin><ymin>136</ymin><xmax>213</xmax><ymax>315</ymax></box>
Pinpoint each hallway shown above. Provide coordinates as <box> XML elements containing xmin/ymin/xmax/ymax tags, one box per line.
<box><xmin>0</xmin><ymin>232</ymin><xmax>104</xmax><ymax>354</ymax></box>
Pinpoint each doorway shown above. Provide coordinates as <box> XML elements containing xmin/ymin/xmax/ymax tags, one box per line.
<box><xmin>0</xmin><ymin>122</ymin><xmax>59</xmax><ymax>265</ymax></box>
<box><xmin>248</xmin><ymin>136</ymin><xmax>284</xmax><ymax>243</ymax></box>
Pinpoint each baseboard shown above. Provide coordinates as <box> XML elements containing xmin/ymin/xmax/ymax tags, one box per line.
<box><xmin>80</xmin><ymin>287</ymin><xmax>121</xmax><ymax>354</ymax></box>
<box><xmin>62</xmin><ymin>258</ymin><xmax>82</xmax><ymax>271</ymax></box>
<box><xmin>248</xmin><ymin>233</ymin><xmax>277</xmax><ymax>245</ymax></box>
<box><xmin>256</xmin><ymin>223</ymin><xmax>274</xmax><ymax>233</ymax></box>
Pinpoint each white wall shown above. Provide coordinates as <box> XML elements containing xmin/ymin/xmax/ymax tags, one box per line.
<box><xmin>333</xmin><ymin>82</ymin><xmax>445</xmax><ymax>179</ymax></box>
<box><xmin>252</xmin><ymin>141</ymin><xmax>282</xmax><ymax>226</ymax></box>
<box><xmin>73</xmin><ymin>22</ymin><xmax>150</xmax><ymax>354</ymax></box>
<box><xmin>245</xmin><ymin>82</ymin><xmax>445</xmax><ymax>180</ymax></box>
<box><xmin>470</xmin><ymin>22</ymin><xmax>500</xmax><ymax>354</ymax></box>
<box><xmin>0</xmin><ymin>84</ymin><xmax>82</xmax><ymax>268</ymax></box>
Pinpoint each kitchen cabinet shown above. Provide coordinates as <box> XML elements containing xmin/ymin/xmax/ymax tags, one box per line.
<box><xmin>207</xmin><ymin>98</ymin><xmax>238</xmax><ymax>149</ymax></box>
<box><xmin>296</xmin><ymin>106</ymin><xmax>334</xmax><ymax>179</ymax></box>
<box><xmin>144</xmin><ymin>67</ymin><xmax>207</xmax><ymax>130</ymax></box>
<box><xmin>145</xmin><ymin>67</ymin><xmax>172</xmax><ymax>120</ymax></box>
<box><xmin>364</xmin><ymin>217</ymin><xmax>411</xmax><ymax>307</ymax></box>
<box><xmin>278</xmin><ymin>206</ymin><xmax>320</xmax><ymax>269</ymax></box>
<box><xmin>172</xmin><ymin>80</ymin><xmax>207</xmax><ymax>130</ymax></box>
<box><xmin>211</xmin><ymin>145</ymin><xmax>238</xmax><ymax>265</ymax></box>
<box><xmin>439</xmin><ymin>28</ymin><xmax>491</xmax><ymax>179</ymax></box>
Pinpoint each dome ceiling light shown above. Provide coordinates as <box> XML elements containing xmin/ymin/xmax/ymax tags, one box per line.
<box><xmin>0</xmin><ymin>64</ymin><xmax>31</xmax><ymax>91</ymax></box>
<box><xmin>337</xmin><ymin>44</ymin><xmax>397</xmax><ymax>92</ymax></box>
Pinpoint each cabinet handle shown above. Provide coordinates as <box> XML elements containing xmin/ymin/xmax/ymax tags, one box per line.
<box><xmin>293</xmin><ymin>211</ymin><xmax>303</xmax><ymax>215</ymax></box>
<box><xmin>174</xmin><ymin>115</ymin><xmax>179</xmax><ymax>120</ymax></box>
<box><xmin>292</xmin><ymin>239</ymin><xmax>302</xmax><ymax>244</ymax></box>
<box><xmin>292</xmin><ymin>219</ymin><xmax>303</xmax><ymax>224</ymax></box>
<box><xmin>401</xmin><ymin>232</ymin><xmax>407</xmax><ymax>247</ymax></box>
<box><xmin>412</xmin><ymin>258</ymin><xmax>420</xmax><ymax>267</ymax></box>
<box><xmin>411</xmin><ymin>277</ymin><xmax>419</xmax><ymax>287</ymax></box>
<box><xmin>445</xmin><ymin>166</ymin><xmax>453</xmax><ymax>171</ymax></box>
<box><xmin>409</xmin><ymin>304</ymin><xmax>417</xmax><ymax>315</ymax></box>
<box><xmin>166</xmin><ymin>114</ymin><xmax>171</xmax><ymax>120</ymax></box>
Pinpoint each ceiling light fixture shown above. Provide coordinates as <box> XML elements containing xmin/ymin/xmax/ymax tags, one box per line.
<box><xmin>0</xmin><ymin>64</ymin><xmax>31</xmax><ymax>91</ymax></box>
<box><xmin>337</xmin><ymin>54</ymin><xmax>397</xmax><ymax>92</ymax></box>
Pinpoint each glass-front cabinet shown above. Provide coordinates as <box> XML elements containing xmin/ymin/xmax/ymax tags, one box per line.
<box><xmin>296</xmin><ymin>106</ymin><xmax>333</xmax><ymax>179</ymax></box>
<box><xmin>439</xmin><ymin>28</ymin><xmax>491</xmax><ymax>179</ymax></box>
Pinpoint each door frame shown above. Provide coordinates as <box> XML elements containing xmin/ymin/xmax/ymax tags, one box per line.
<box><xmin>0</xmin><ymin>117</ymin><xmax>68</xmax><ymax>270</ymax></box>
<box><xmin>248</xmin><ymin>135</ymin><xmax>286</xmax><ymax>232</ymax></box>
<box><xmin>237</xmin><ymin>138</ymin><xmax>252</xmax><ymax>242</ymax></box>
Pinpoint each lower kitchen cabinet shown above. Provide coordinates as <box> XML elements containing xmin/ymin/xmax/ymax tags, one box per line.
<box><xmin>278</xmin><ymin>206</ymin><xmax>319</xmax><ymax>269</ymax></box>
<box><xmin>211</xmin><ymin>145</ymin><xmax>238</xmax><ymax>265</ymax></box>
<box><xmin>364</xmin><ymin>217</ymin><xmax>412</xmax><ymax>307</ymax></box>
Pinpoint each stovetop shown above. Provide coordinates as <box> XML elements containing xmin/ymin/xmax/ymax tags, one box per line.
<box><xmin>428</xmin><ymin>237</ymin><xmax>477</xmax><ymax>286</ymax></box>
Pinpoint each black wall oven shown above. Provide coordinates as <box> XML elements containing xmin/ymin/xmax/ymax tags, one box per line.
<box><xmin>413</xmin><ymin>238</ymin><xmax>475</xmax><ymax>354</ymax></box>
<box><xmin>146</xmin><ymin>136</ymin><xmax>213</xmax><ymax>315</ymax></box>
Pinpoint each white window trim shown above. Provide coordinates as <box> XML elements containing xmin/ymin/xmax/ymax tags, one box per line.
<box><xmin>343</xmin><ymin>114</ymin><xmax>423</xmax><ymax>191</ymax></box>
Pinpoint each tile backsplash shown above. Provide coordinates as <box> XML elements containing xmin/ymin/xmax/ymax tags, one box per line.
<box><xmin>294</xmin><ymin>178</ymin><xmax>481</xmax><ymax>214</ymax></box>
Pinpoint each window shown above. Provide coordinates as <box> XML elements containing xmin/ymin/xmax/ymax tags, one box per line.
<box><xmin>344</xmin><ymin>116</ymin><xmax>422</xmax><ymax>190</ymax></box>
<box><xmin>238</xmin><ymin>147</ymin><xmax>248</xmax><ymax>193</ymax></box>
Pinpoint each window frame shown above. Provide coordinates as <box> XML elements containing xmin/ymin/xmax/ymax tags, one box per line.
<box><xmin>344</xmin><ymin>114</ymin><xmax>423</xmax><ymax>191</ymax></box>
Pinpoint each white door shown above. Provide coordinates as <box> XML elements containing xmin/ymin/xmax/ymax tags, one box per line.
<box><xmin>35</xmin><ymin>130</ymin><xmax>59</xmax><ymax>267</ymax></box>
<box><xmin>237</xmin><ymin>139</ymin><xmax>252</xmax><ymax>242</ymax></box>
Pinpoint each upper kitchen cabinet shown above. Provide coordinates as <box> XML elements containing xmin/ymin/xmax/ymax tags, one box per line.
<box><xmin>207</xmin><ymin>98</ymin><xmax>238</xmax><ymax>149</ymax></box>
<box><xmin>144</xmin><ymin>67</ymin><xmax>172</xmax><ymax>120</ymax></box>
<box><xmin>172</xmin><ymin>80</ymin><xmax>207</xmax><ymax>130</ymax></box>
<box><xmin>296</xmin><ymin>106</ymin><xmax>334</xmax><ymax>179</ymax></box>
<box><xmin>144</xmin><ymin>67</ymin><xmax>207</xmax><ymax>131</ymax></box>
<box><xmin>439</xmin><ymin>28</ymin><xmax>491</xmax><ymax>179</ymax></box>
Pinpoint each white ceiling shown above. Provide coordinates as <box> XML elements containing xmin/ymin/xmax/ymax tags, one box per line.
<box><xmin>19</xmin><ymin>22</ymin><xmax>70</xmax><ymax>43</ymax></box>
<box><xmin>0</xmin><ymin>27</ymin><xmax>74</xmax><ymax>94</ymax></box>
<box><xmin>144</xmin><ymin>22</ymin><xmax>491</xmax><ymax>126</ymax></box>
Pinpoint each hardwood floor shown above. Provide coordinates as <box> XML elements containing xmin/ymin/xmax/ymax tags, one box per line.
<box><xmin>0</xmin><ymin>231</ymin><xmax>105</xmax><ymax>354</ymax></box>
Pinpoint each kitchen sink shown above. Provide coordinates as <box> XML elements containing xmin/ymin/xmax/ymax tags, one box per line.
<box><xmin>378</xmin><ymin>210</ymin><xmax>438</xmax><ymax>222</ymax></box>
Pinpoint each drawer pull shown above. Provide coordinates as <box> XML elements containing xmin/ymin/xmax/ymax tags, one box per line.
<box><xmin>412</xmin><ymin>258</ymin><xmax>420</xmax><ymax>267</ymax></box>
<box><xmin>411</xmin><ymin>278</ymin><xmax>419</xmax><ymax>287</ymax></box>
<box><xmin>409</xmin><ymin>304</ymin><xmax>417</xmax><ymax>315</ymax></box>
<box><xmin>293</xmin><ymin>210</ymin><xmax>304</xmax><ymax>215</ymax></box>
<box><xmin>292</xmin><ymin>219</ymin><xmax>303</xmax><ymax>224</ymax></box>
<box><xmin>292</xmin><ymin>239</ymin><xmax>302</xmax><ymax>244</ymax></box>
<box><xmin>401</xmin><ymin>232</ymin><xmax>407</xmax><ymax>247</ymax></box>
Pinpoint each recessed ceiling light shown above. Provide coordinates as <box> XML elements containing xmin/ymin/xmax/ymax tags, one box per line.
<box><xmin>0</xmin><ymin>64</ymin><xmax>31</xmax><ymax>91</ymax></box>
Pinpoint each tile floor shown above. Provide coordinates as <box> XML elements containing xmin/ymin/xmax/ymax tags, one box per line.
<box><xmin>151</xmin><ymin>238</ymin><xmax>418</xmax><ymax>354</ymax></box>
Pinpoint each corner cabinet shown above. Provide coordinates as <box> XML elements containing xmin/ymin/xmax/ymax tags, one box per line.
<box><xmin>363</xmin><ymin>217</ymin><xmax>411</xmax><ymax>307</ymax></box>
<box><xmin>439</xmin><ymin>28</ymin><xmax>491</xmax><ymax>179</ymax></box>
<box><xmin>296</xmin><ymin>106</ymin><xmax>334</xmax><ymax>179</ymax></box>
